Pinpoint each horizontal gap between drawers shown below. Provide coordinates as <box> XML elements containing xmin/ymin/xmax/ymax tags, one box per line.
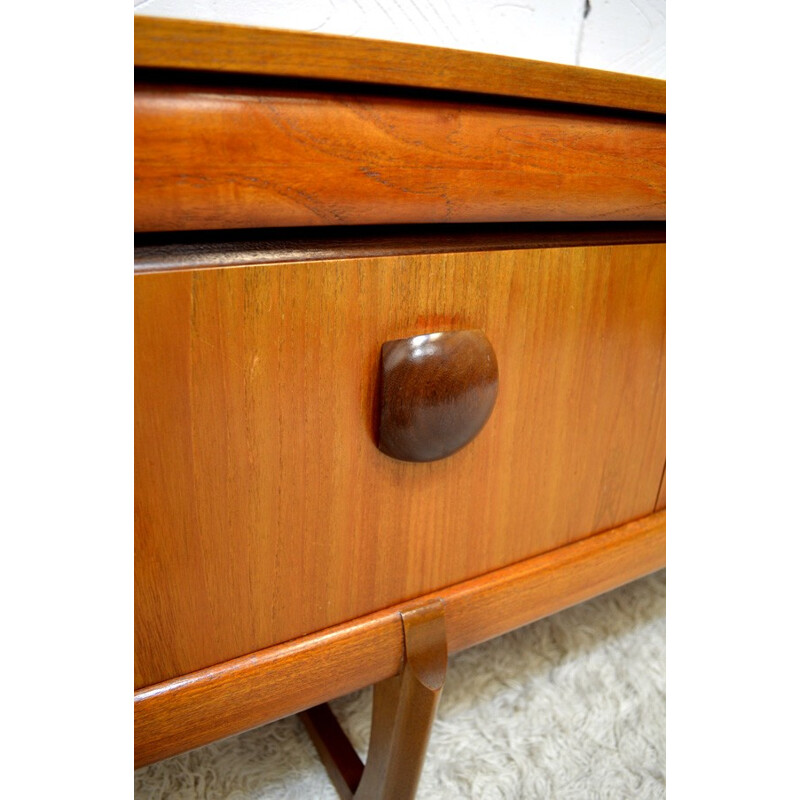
<box><xmin>135</xmin><ymin>67</ymin><xmax>666</xmax><ymax>123</ymax></box>
<box><xmin>134</xmin><ymin>221</ymin><xmax>666</xmax><ymax>273</ymax></box>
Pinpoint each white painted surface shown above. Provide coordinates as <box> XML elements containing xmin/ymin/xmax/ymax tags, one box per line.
<box><xmin>581</xmin><ymin>0</ymin><xmax>665</xmax><ymax>78</ymax></box>
<box><xmin>134</xmin><ymin>0</ymin><xmax>665</xmax><ymax>79</ymax></box>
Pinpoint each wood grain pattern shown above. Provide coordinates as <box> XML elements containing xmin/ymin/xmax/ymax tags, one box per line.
<box><xmin>135</xmin><ymin>510</ymin><xmax>665</xmax><ymax>767</ymax></box>
<box><xmin>135</xmin><ymin>83</ymin><xmax>665</xmax><ymax>232</ymax></box>
<box><xmin>378</xmin><ymin>330</ymin><xmax>499</xmax><ymax>462</ymax></box>
<box><xmin>134</xmin><ymin>17</ymin><xmax>665</xmax><ymax>114</ymax></box>
<box><xmin>135</xmin><ymin>244</ymin><xmax>666</xmax><ymax>690</ymax></box>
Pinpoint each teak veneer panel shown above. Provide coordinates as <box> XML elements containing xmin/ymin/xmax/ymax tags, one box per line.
<box><xmin>134</xmin><ymin>244</ymin><xmax>666</xmax><ymax>689</ymax></box>
<box><xmin>134</xmin><ymin>17</ymin><xmax>665</xmax><ymax>114</ymax></box>
<box><xmin>135</xmin><ymin>510</ymin><xmax>666</xmax><ymax>767</ymax></box>
<box><xmin>135</xmin><ymin>84</ymin><xmax>665</xmax><ymax>232</ymax></box>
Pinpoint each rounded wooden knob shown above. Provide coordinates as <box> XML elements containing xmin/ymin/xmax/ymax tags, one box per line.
<box><xmin>377</xmin><ymin>330</ymin><xmax>499</xmax><ymax>462</ymax></box>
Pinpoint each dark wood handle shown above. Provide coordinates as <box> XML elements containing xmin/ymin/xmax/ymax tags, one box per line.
<box><xmin>378</xmin><ymin>330</ymin><xmax>499</xmax><ymax>462</ymax></box>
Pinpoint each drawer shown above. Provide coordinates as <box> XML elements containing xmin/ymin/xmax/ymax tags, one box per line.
<box><xmin>134</xmin><ymin>81</ymin><xmax>665</xmax><ymax>233</ymax></box>
<box><xmin>134</xmin><ymin>242</ymin><xmax>665</xmax><ymax>690</ymax></box>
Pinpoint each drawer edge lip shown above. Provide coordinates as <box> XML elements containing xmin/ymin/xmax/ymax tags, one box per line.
<box><xmin>134</xmin><ymin>510</ymin><xmax>666</xmax><ymax>769</ymax></box>
<box><xmin>134</xmin><ymin>221</ymin><xmax>667</xmax><ymax>274</ymax></box>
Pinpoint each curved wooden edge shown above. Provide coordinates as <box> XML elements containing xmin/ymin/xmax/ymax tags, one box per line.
<box><xmin>134</xmin><ymin>17</ymin><xmax>665</xmax><ymax>115</ymax></box>
<box><xmin>135</xmin><ymin>83</ymin><xmax>664</xmax><ymax>232</ymax></box>
<box><xmin>354</xmin><ymin>600</ymin><xmax>447</xmax><ymax>799</ymax></box>
<box><xmin>134</xmin><ymin>511</ymin><xmax>665</xmax><ymax>768</ymax></box>
<box><xmin>133</xmin><ymin>222</ymin><xmax>667</xmax><ymax>274</ymax></box>
<box><xmin>301</xmin><ymin>600</ymin><xmax>447</xmax><ymax>799</ymax></box>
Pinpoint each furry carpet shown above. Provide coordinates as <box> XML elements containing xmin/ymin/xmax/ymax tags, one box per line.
<box><xmin>135</xmin><ymin>570</ymin><xmax>665</xmax><ymax>799</ymax></box>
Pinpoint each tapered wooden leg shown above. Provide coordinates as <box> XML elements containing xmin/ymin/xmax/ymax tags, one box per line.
<box><xmin>301</xmin><ymin>598</ymin><xmax>447</xmax><ymax>800</ymax></box>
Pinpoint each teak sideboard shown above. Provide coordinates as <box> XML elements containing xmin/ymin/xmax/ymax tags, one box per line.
<box><xmin>134</xmin><ymin>17</ymin><xmax>665</xmax><ymax>797</ymax></box>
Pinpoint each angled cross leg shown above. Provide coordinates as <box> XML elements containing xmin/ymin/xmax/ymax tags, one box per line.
<box><xmin>301</xmin><ymin>599</ymin><xmax>448</xmax><ymax>800</ymax></box>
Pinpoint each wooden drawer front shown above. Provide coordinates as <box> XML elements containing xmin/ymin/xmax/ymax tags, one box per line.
<box><xmin>134</xmin><ymin>243</ymin><xmax>665</xmax><ymax>688</ymax></box>
<box><xmin>134</xmin><ymin>83</ymin><xmax>665</xmax><ymax>233</ymax></box>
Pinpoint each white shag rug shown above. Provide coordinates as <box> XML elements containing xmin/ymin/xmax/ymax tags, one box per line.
<box><xmin>135</xmin><ymin>570</ymin><xmax>665</xmax><ymax>799</ymax></box>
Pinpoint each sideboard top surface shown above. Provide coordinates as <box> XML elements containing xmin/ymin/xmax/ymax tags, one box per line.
<box><xmin>134</xmin><ymin>16</ymin><xmax>665</xmax><ymax>115</ymax></box>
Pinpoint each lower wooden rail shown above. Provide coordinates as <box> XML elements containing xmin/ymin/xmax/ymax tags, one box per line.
<box><xmin>134</xmin><ymin>511</ymin><xmax>665</xmax><ymax>768</ymax></box>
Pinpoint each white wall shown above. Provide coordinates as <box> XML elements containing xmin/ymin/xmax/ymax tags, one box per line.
<box><xmin>133</xmin><ymin>0</ymin><xmax>665</xmax><ymax>79</ymax></box>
